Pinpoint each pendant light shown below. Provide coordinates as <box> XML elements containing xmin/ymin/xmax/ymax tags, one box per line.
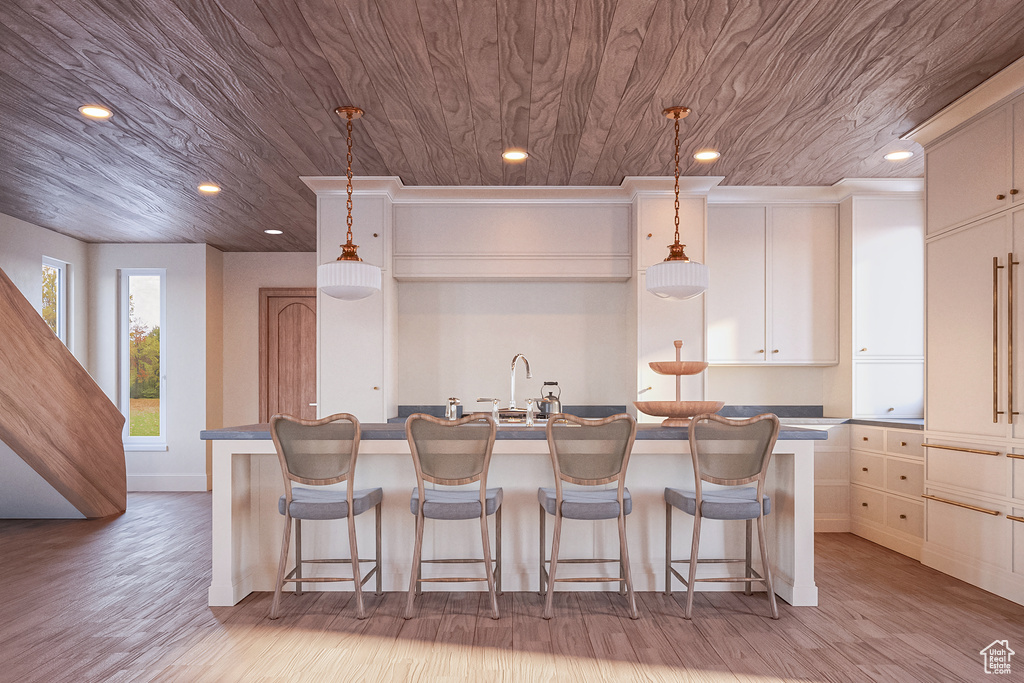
<box><xmin>645</xmin><ymin>106</ymin><xmax>710</xmax><ymax>300</ymax></box>
<box><xmin>317</xmin><ymin>106</ymin><xmax>382</xmax><ymax>301</ymax></box>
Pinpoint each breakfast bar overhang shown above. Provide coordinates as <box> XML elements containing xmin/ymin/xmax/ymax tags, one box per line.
<box><xmin>202</xmin><ymin>423</ymin><xmax>826</xmax><ymax>608</ymax></box>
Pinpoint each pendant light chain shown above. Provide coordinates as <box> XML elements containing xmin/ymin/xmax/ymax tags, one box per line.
<box><xmin>673</xmin><ymin>114</ymin><xmax>681</xmax><ymax>245</ymax></box>
<box><xmin>345</xmin><ymin>114</ymin><xmax>354</xmax><ymax>245</ymax></box>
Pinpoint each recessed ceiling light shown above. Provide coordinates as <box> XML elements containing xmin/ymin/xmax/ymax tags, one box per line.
<box><xmin>884</xmin><ymin>150</ymin><xmax>914</xmax><ymax>161</ymax></box>
<box><xmin>197</xmin><ymin>183</ymin><xmax>221</xmax><ymax>194</ymax></box>
<box><xmin>502</xmin><ymin>149</ymin><xmax>528</xmax><ymax>162</ymax></box>
<box><xmin>264</xmin><ymin>229</ymin><xmax>283</xmax><ymax>235</ymax></box>
<box><xmin>78</xmin><ymin>105</ymin><xmax>112</xmax><ymax>120</ymax></box>
<box><xmin>693</xmin><ymin>150</ymin><xmax>721</xmax><ymax>162</ymax></box>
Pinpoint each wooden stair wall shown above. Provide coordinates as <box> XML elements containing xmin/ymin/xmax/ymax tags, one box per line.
<box><xmin>0</xmin><ymin>266</ymin><xmax>126</xmax><ymax>518</ymax></box>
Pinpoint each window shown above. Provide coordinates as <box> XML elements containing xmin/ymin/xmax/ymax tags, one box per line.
<box><xmin>120</xmin><ymin>269</ymin><xmax>166</xmax><ymax>448</ymax></box>
<box><xmin>41</xmin><ymin>257</ymin><xmax>67</xmax><ymax>344</ymax></box>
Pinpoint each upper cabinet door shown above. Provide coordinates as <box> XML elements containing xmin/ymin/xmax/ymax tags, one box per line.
<box><xmin>770</xmin><ymin>205</ymin><xmax>839</xmax><ymax>364</ymax></box>
<box><xmin>854</xmin><ymin>198</ymin><xmax>925</xmax><ymax>358</ymax></box>
<box><xmin>707</xmin><ymin>205</ymin><xmax>767</xmax><ymax>363</ymax></box>
<box><xmin>926</xmin><ymin>105</ymin><xmax>1013</xmax><ymax>236</ymax></box>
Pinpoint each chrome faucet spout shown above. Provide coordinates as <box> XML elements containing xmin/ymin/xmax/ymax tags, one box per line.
<box><xmin>509</xmin><ymin>353</ymin><xmax>532</xmax><ymax>411</ymax></box>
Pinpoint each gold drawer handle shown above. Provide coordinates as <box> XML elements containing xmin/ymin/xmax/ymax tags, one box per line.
<box><xmin>900</xmin><ymin>441</ymin><xmax>907</xmax><ymax>447</ymax></box>
<box><xmin>1008</xmin><ymin>514</ymin><xmax>1024</xmax><ymax>523</ymax></box>
<box><xmin>998</xmin><ymin>193</ymin><xmax>1007</xmax><ymax>200</ymax></box>
<box><xmin>900</xmin><ymin>475</ymin><xmax>907</xmax><ymax>480</ymax></box>
<box><xmin>1008</xmin><ymin>454</ymin><xmax>1024</xmax><ymax>460</ymax></box>
<box><xmin>862</xmin><ymin>467</ymin><xmax>868</xmax><ymax>472</ymax></box>
<box><xmin>922</xmin><ymin>443</ymin><xmax>1002</xmax><ymax>456</ymax></box>
<box><xmin>899</xmin><ymin>514</ymin><xmax>907</xmax><ymax>519</ymax></box>
<box><xmin>861</xmin><ymin>502</ymin><xmax>868</xmax><ymax>507</ymax></box>
<box><xmin>922</xmin><ymin>494</ymin><xmax>1000</xmax><ymax>516</ymax></box>
<box><xmin>862</xmin><ymin>436</ymin><xmax>869</xmax><ymax>441</ymax></box>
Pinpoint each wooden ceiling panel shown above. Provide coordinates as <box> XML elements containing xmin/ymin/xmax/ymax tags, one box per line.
<box><xmin>1</xmin><ymin>0</ymin><xmax>1023</xmax><ymax>250</ymax></box>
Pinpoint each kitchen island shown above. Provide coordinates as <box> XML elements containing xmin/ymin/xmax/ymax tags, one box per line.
<box><xmin>202</xmin><ymin>422</ymin><xmax>826</xmax><ymax>608</ymax></box>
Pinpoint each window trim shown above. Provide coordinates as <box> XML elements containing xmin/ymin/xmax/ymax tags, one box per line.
<box><xmin>120</xmin><ymin>268</ymin><xmax>167</xmax><ymax>449</ymax></box>
<box><xmin>41</xmin><ymin>256</ymin><xmax>67</xmax><ymax>344</ymax></box>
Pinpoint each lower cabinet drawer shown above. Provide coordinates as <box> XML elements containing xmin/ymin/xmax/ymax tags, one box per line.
<box><xmin>886</xmin><ymin>459</ymin><xmax>924</xmax><ymax>498</ymax></box>
<box><xmin>886</xmin><ymin>495</ymin><xmax>924</xmax><ymax>538</ymax></box>
<box><xmin>925</xmin><ymin>442</ymin><xmax>1008</xmax><ymax>498</ymax></box>
<box><xmin>886</xmin><ymin>430</ymin><xmax>924</xmax><ymax>458</ymax></box>
<box><xmin>851</xmin><ymin>451</ymin><xmax>885</xmax><ymax>488</ymax></box>
<box><xmin>851</xmin><ymin>485</ymin><xmax>885</xmax><ymax>525</ymax></box>
<box><xmin>925</xmin><ymin>491</ymin><xmax>1010</xmax><ymax>570</ymax></box>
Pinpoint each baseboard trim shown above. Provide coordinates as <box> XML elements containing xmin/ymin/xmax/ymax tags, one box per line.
<box><xmin>127</xmin><ymin>474</ymin><xmax>208</xmax><ymax>492</ymax></box>
<box><xmin>922</xmin><ymin>544</ymin><xmax>1024</xmax><ymax>607</ymax></box>
<box><xmin>850</xmin><ymin>520</ymin><xmax>922</xmax><ymax>560</ymax></box>
<box><xmin>815</xmin><ymin>516</ymin><xmax>851</xmax><ymax>533</ymax></box>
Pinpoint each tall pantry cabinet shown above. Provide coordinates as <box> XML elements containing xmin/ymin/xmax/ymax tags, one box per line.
<box><xmin>920</xmin><ymin>85</ymin><xmax>1024</xmax><ymax>606</ymax></box>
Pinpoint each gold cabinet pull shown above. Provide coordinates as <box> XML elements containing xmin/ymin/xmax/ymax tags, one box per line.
<box><xmin>1011</xmin><ymin>253</ymin><xmax>1020</xmax><ymax>421</ymax></box>
<box><xmin>899</xmin><ymin>514</ymin><xmax>907</xmax><ymax>519</ymax></box>
<box><xmin>900</xmin><ymin>475</ymin><xmax>907</xmax><ymax>480</ymax></box>
<box><xmin>1012</xmin><ymin>189</ymin><xmax>1020</xmax><ymax>195</ymax></box>
<box><xmin>772</xmin><ymin>349</ymin><xmax>779</xmax><ymax>353</ymax></box>
<box><xmin>998</xmin><ymin>194</ymin><xmax>1007</xmax><ymax>200</ymax></box>
<box><xmin>859</xmin><ymin>347</ymin><xmax>868</xmax><ymax>352</ymax></box>
<box><xmin>1008</xmin><ymin>514</ymin><xmax>1024</xmax><ymax>523</ymax></box>
<box><xmin>1008</xmin><ymin>453</ymin><xmax>1024</xmax><ymax>460</ymax></box>
<box><xmin>861</xmin><ymin>502</ymin><xmax>868</xmax><ymax>507</ymax></box>
<box><xmin>757</xmin><ymin>349</ymin><xmax>764</xmax><ymax>354</ymax></box>
<box><xmin>922</xmin><ymin>443</ymin><xmax>1002</xmax><ymax>456</ymax></box>
<box><xmin>862</xmin><ymin>436</ymin><xmax>869</xmax><ymax>441</ymax></box>
<box><xmin>900</xmin><ymin>441</ymin><xmax>907</xmax><ymax>446</ymax></box>
<box><xmin>995</xmin><ymin>256</ymin><xmax>1005</xmax><ymax>423</ymax></box>
<box><xmin>861</xmin><ymin>467</ymin><xmax>868</xmax><ymax>472</ymax></box>
<box><xmin>922</xmin><ymin>494</ymin><xmax>1000</xmax><ymax>516</ymax></box>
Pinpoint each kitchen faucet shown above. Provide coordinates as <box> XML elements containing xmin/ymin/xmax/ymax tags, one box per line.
<box><xmin>509</xmin><ymin>353</ymin><xmax>532</xmax><ymax>410</ymax></box>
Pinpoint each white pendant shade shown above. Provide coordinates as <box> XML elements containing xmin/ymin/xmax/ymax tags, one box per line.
<box><xmin>318</xmin><ymin>260</ymin><xmax>381</xmax><ymax>300</ymax></box>
<box><xmin>645</xmin><ymin>259</ymin><xmax>709</xmax><ymax>300</ymax></box>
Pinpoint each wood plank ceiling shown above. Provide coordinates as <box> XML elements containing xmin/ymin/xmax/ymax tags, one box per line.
<box><xmin>2</xmin><ymin>0</ymin><xmax>1024</xmax><ymax>251</ymax></box>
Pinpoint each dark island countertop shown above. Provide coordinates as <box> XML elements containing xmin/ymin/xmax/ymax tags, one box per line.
<box><xmin>201</xmin><ymin>422</ymin><xmax>829</xmax><ymax>441</ymax></box>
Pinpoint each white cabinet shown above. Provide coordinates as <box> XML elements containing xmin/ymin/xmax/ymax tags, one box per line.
<box><xmin>853</xmin><ymin>198</ymin><xmax>924</xmax><ymax>358</ymax></box>
<box><xmin>849</xmin><ymin>425</ymin><xmax>925</xmax><ymax>559</ymax></box>
<box><xmin>926</xmin><ymin>214</ymin><xmax>1011</xmax><ymax>438</ymax></box>
<box><xmin>854</xmin><ymin>363</ymin><xmax>924</xmax><ymax>418</ymax></box>
<box><xmin>707</xmin><ymin>204</ymin><xmax>837</xmax><ymax>365</ymax></box>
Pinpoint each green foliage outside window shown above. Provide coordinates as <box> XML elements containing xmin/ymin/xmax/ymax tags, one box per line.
<box><xmin>128</xmin><ymin>293</ymin><xmax>160</xmax><ymax>399</ymax></box>
<box><xmin>42</xmin><ymin>264</ymin><xmax>58</xmax><ymax>335</ymax></box>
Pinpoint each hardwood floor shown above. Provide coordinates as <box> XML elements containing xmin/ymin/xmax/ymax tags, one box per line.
<box><xmin>2</xmin><ymin>492</ymin><xmax>1023</xmax><ymax>681</ymax></box>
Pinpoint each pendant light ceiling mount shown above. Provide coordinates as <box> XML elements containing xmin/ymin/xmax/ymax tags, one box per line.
<box><xmin>645</xmin><ymin>105</ymin><xmax>709</xmax><ymax>301</ymax></box>
<box><xmin>318</xmin><ymin>105</ymin><xmax>381</xmax><ymax>301</ymax></box>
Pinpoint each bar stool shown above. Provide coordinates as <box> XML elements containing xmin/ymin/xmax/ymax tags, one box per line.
<box><xmin>405</xmin><ymin>413</ymin><xmax>501</xmax><ymax>620</ymax></box>
<box><xmin>269</xmin><ymin>413</ymin><xmax>383</xmax><ymax>620</ymax></box>
<box><xmin>665</xmin><ymin>412</ymin><xmax>780</xmax><ymax>619</ymax></box>
<box><xmin>539</xmin><ymin>413</ymin><xmax>638</xmax><ymax>620</ymax></box>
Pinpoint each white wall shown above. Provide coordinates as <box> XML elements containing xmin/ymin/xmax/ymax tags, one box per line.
<box><xmin>221</xmin><ymin>252</ymin><xmax>317</xmax><ymax>426</ymax></box>
<box><xmin>0</xmin><ymin>211</ymin><xmax>89</xmax><ymax>360</ymax></box>
<box><xmin>89</xmin><ymin>243</ymin><xmax>216</xmax><ymax>491</ymax></box>
<box><xmin>397</xmin><ymin>281</ymin><xmax>632</xmax><ymax>408</ymax></box>
<box><xmin>0</xmin><ymin>212</ymin><xmax>90</xmax><ymax>518</ymax></box>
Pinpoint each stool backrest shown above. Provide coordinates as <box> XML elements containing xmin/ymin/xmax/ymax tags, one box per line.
<box><xmin>546</xmin><ymin>413</ymin><xmax>637</xmax><ymax>486</ymax></box>
<box><xmin>688</xmin><ymin>413</ymin><xmax>780</xmax><ymax>486</ymax></box>
<box><xmin>270</xmin><ymin>413</ymin><xmax>361</xmax><ymax>505</ymax></box>
<box><xmin>406</xmin><ymin>413</ymin><xmax>497</xmax><ymax>486</ymax></box>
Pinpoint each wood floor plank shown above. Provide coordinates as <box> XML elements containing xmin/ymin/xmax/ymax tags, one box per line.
<box><xmin>5</xmin><ymin>493</ymin><xmax>1024</xmax><ymax>682</ymax></box>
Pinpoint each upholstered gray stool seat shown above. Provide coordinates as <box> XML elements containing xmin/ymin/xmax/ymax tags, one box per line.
<box><xmin>664</xmin><ymin>486</ymin><xmax>769</xmax><ymax>520</ymax></box>
<box><xmin>280</xmin><ymin>486</ymin><xmax>384</xmax><ymax>520</ymax></box>
<box><xmin>538</xmin><ymin>487</ymin><xmax>632</xmax><ymax>520</ymax></box>
<box><xmin>410</xmin><ymin>487</ymin><xmax>503</xmax><ymax>519</ymax></box>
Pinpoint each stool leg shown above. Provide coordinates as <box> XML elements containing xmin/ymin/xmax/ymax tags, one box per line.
<box><xmin>756</xmin><ymin>513</ymin><xmax>779</xmax><ymax>619</ymax></box>
<box><xmin>375</xmin><ymin>501</ymin><xmax>383</xmax><ymax>596</ymax></box>
<box><xmin>495</xmin><ymin>504</ymin><xmax>503</xmax><ymax>596</ymax></box>
<box><xmin>405</xmin><ymin>511</ymin><xmax>425</xmax><ymax>620</ymax></box>
<box><xmin>269</xmin><ymin>514</ymin><xmax>292</xmax><ymax>619</ymax></box>
<box><xmin>543</xmin><ymin>511</ymin><xmax>563</xmax><ymax>620</ymax></box>
<box><xmin>665</xmin><ymin>502</ymin><xmax>672</xmax><ymax>596</ymax></box>
<box><xmin>684</xmin><ymin>513</ymin><xmax>702</xmax><ymax>619</ymax></box>
<box><xmin>538</xmin><ymin>503</ymin><xmax>546</xmax><ymax>596</ymax></box>
<box><xmin>294</xmin><ymin>519</ymin><xmax>303</xmax><ymax>596</ymax></box>
<box><xmin>617</xmin><ymin>511</ymin><xmax>638</xmax><ymax>619</ymax></box>
<box><xmin>745</xmin><ymin>518</ymin><xmax>753</xmax><ymax>596</ymax></box>
<box><xmin>348</xmin><ymin>511</ymin><xmax>365</xmax><ymax>619</ymax></box>
<box><xmin>480</xmin><ymin>507</ymin><xmax>499</xmax><ymax>620</ymax></box>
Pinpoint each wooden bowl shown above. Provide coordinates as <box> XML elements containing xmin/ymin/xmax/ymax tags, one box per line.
<box><xmin>633</xmin><ymin>400</ymin><xmax>725</xmax><ymax>427</ymax></box>
<box><xmin>648</xmin><ymin>361</ymin><xmax>709</xmax><ymax>376</ymax></box>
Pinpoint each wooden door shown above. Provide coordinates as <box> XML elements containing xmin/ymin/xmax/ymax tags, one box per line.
<box><xmin>260</xmin><ymin>288</ymin><xmax>317</xmax><ymax>422</ymax></box>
